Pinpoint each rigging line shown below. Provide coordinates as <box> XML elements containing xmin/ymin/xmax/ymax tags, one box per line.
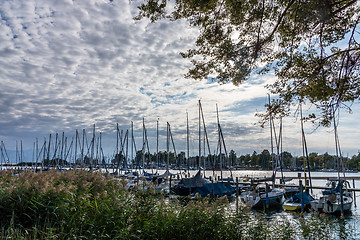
<box><xmin>168</xmin><ymin>122</ymin><xmax>177</xmax><ymax>160</ymax></box>
<box><xmin>64</xmin><ymin>138</ymin><xmax>74</xmax><ymax>163</ymax></box>
<box><xmin>1</xmin><ymin>141</ymin><xmax>10</xmax><ymax>163</ymax></box>
<box><xmin>199</xmin><ymin>100</ymin><xmax>211</xmax><ymax>156</ymax></box>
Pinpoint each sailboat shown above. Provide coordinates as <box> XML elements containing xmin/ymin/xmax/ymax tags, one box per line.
<box><xmin>283</xmin><ymin>104</ymin><xmax>314</xmax><ymax>211</ymax></box>
<box><xmin>172</xmin><ymin>170</ymin><xmax>208</xmax><ymax>196</ymax></box>
<box><xmin>283</xmin><ymin>190</ymin><xmax>314</xmax><ymax>211</ymax></box>
<box><xmin>172</xmin><ymin>101</ymin><xmax>235</xmax><ymax>198</ymax></box>
<box><xmin>240</xmin><ymin>181</ymin><xmax>284</xmax><ymax>209</ymax></box>
<box><xmin>310</xmin><ymin>107</ymin><xmax>353</xmax><ymax>214</ymax></box>
<box><xmin>240</xmin><ymin>96</ymin><xmax>284</xmax><ymax>210</ymax></box>
<box><xmin>310</xmin><ymin>179</ymin><xmax>353</xmax><ymax>213</ymax></box>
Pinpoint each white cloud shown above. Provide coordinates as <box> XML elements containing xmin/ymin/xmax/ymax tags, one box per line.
<box><xmin>0</xmin><ymin>0</ymin><xmax>359</xmax><ymax>162</ymax></box>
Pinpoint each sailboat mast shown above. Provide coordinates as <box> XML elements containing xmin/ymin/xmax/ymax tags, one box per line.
<box><xmin>167</xmin><ymin>122</ymin><xmax>170</xmax><ymax>171</ymax></box>
<box><xmin>300</xmin><ymin>104</ymin><xmax>308</xmax><ymax>190</ymax></box>
<box><xmin>187</xmin><ymin>112</ymin><xmax>190</xmax><ymax>172</ymax></box>
<box><xmin>74</xmin><ymin>130</ymin><xmax>78</xmax><ymax>169</ymax></box>
<box><xmin>198</xmin><ymin>100</ymin><xmax>201</xmax><ymax>171</ymax></box>
<box><xmin>268</xmin><ymin>95</ymin><xmax>276</xmax><ymax>185</ymax></box>
<box><xmin>131</xmin><ymin>121</ymin><xmax>133</xmax><ymax>169</ymax></box>
<box><xmin>157</xmin><ymin>118</ymin><xmax>159</xmax><ymax>169</ymax></box>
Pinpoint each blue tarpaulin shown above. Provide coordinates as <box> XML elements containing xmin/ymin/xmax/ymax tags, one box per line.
<box><xmin>193</xmin><ymin>182</ymin><xmax>236</xmax><ymax>197</ymax></box>
<box><xmin>290</xmin><ymin>191</ymin><xmax>314</xmax><ymax>204</ymax></box>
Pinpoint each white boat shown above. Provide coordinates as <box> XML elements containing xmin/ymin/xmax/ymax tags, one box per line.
<box><xmin>240</xmin><ymin>184</ymin><xmax>284</xmax><ymax>209</ymax></box>
<box><xmin>310</xmin><ymin>179</ymin><xmax>353</xmax><ymax>214</ymax></box>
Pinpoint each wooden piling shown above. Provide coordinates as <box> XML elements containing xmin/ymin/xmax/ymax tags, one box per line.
<box><xmin>236</xmin><ymin>177</ymin><xmax>239</xmax><ymax>213</ymax></box>
<box><xmin>353</xmin><ymin>179</ymin><xmax>357</xmax><ymax>207</ymax></box>
<box><xmin>211</xmin><ymin>179</ymin><xmax>214</xmax><ymax>199</ymax></box>
<box><xmin>299</xmin><ymin>179</ymin><xmax>304</xmax><ymax>212</ymax></box>
<box><xmin>340</xmin><ymin>181</ymin><xmax>344</xmax><ymax>217</ymax></box>
<box><xmin>265</xmin><ymin>183</ymin><xmax>269</xmax><ymax>210</ymax></box>
<box><xmin>169</xmin><ymin>175</ymin><xmax>172</xmax><ymax>192</ymax></box>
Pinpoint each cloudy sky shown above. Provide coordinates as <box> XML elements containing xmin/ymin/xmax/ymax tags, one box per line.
<box><xmin>0</xmin><ymin>0</ymin><xmax>359</xmax><ymax>162</ymax></box>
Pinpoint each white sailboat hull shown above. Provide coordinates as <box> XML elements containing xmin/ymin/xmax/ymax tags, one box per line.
<box><xmin>310</xmin><ymin>194</ymin><xmax>353</xmax><ymax>213</ymax></box>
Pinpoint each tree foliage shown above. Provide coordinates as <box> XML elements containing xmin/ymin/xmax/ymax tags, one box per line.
<box><xmin>135</xmin><ymin>0</ymin><xmax>360</xmax><ymax>125</ymax></box>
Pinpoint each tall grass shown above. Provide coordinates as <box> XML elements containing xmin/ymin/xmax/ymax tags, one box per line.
<box><xmin>0</xmin><ymin>170</ymin><xmax>354</xmax><ymax>239</ymax></box>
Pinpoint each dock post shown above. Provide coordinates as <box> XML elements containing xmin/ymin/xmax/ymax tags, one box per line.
<box><xmin>169</xmin><ymin>175</ymin><xmax>172</xmax><ymax>192</ymax></box>
<box><xmin>211</xmin><ymin>179</ymin><xmax>214</xmax><ymax>199</ymax></box>
<box><xmin>353</xmin><ymin>179</ymin><xmax>357</xmax><ymax>207</ymax></box>
<box><xmin>236</xmin><ymin>177</ymin><xmax>239</xmax><ymax>213</ymax></box>
<box><xmin>340</xmin><ymin>181</ymin><xmax>344</xmax><ymax>217</ymax></box>
<box><xmin>299</xmin><ymin>179</ymin><xmax>304</xmax><ymax>212</ymax></box>
<box><xmin>265</xmin><ymin>183</ymin><xmax>269</xmax><ymax>210</ymax></box>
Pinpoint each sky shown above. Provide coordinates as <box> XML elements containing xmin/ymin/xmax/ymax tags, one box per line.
<box><xmin>0</xmin><ymin>0</ymin><xmax>359</xmax><ymax>163</ymax></box>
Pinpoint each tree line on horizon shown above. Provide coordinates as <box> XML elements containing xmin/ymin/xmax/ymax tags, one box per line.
<box><xmin>110</xmin><ymin>149</ymin><xmax>360</xmax><ymax>171</ymax></box>
<box><xmin>11</xmin><ymin>149</ymin><xmax>360</xmax><ymax>171</ymax></box>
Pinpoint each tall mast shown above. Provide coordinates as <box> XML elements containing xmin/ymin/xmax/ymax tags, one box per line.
<box><xmin>91</xmin><ymin>124</ymin><xmax>95</xmax><ymax>168</ymax></box>
<box><xmin>81</xmin><ymin>129</ymin><xmax>85</xmax><ymax>168</ymax></box>
<box><xmin>198</xmin><ymin>100</ymin><xmax>201</xmax><ymax>170</ymax></box>
<box><xmin>47</xmin><ymin>134</ymin><xmax>51</xmax><ymax>163</ymax></box>
<box><xmin>42</xmin><ymin>137</ymin><xmax>46</xmax><ymax>171</ymax></box>
<box><xmin>125</xmin><ymin>130</ymin><xmax>129</xmax><ymax>171</ymax></box>
<box><xmin>64</xmin><ymin>137</ymin><xmax>67</xmax><ymax>167</ymax></box>
<box><xmin>32</xmin><ymin>141</ymin><xmax>35</xmax><ymax>170</ymax></box>
<box><xmin>142</xmin><ymin>118</ymin><xmax>145</xmax><ymax>170</ymax></box>
<box><xmin>20</xmin><ymin>140</ymin><xmax>23</xmax><ymax>164</ymax></box>
<box><xmin>116</xmin><ymin>123</ymin><xmax>119</xmax><ymax>163</ymax></box>
<box><xmin>131</xmin><ymin>121</ymin><xmax>133</xmax><ymax>168</ymax></box>
<box><xmin>157</xmin><ymin>118</ymin><xmax>159</xmax><ymax>169</ymax></box>
<box><xmin>167</xmin><ymin>122</ymin><xmax>170</xmax><ymax>171</ymax></box>
<box><xmin>187</xmin><ymin>112</ymin><xmax>190</xmax><ymax>172</ymax></box>
<box><xmin>332</xmin><ymin>106</ymin><xmax>345</xmax><ymax>179</ymax></box>
<box><xmin>279</xmin><ymin>118</ymin><xmax>284</xmax><ymax>183</ymax></box>
<box><xmin>300</xmin><ymin>104</ymin><xmax>313</xmax><ymax>192</ymax></box>
<box><xmin>75</xmin><ymin>130</ymin><xmax>78</xmax><ymax>169</ymax></box>
<box><xmin>36</xmin><ymin>138</ymin><xmax>39</xmax><ymax>170</ymax></box>
<box><xmin>199</xmin><ymin>100</ymin><xmax>211</xmax><ymax>177</ymax></box>
<box><xmin>268</xmin><ymin>95</ymin><xmax>276</xmax><ymax>183</ymax></box>
<box><xmin>16</xmin><ymin>140</ymin><xmax>18</xmax><ymax>165</ymax></box>
<box><xmin>217</xmin><ymin>104</ymin><xmax>222</xmax><ymax>179</ymax></box>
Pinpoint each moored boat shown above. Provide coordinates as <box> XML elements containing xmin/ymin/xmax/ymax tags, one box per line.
<box><xmin>310</xmin><ymin>179</ymin><xmax>353</xmax><ymax>214</ymax></box>
<box><xmin>240</xmin><ymin>184</ymin><xmax>284</xmax><ymax>209</ymax></box>
<box><xmin>283</xmin><ymin>191</ymin><xmax>314</xmax><ymax>211</ymax></box>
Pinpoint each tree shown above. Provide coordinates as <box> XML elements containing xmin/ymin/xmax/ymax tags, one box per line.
<box><xmin>229</xmin><ymin>149</ymin><xmax>237</xmax><ymax>166</ymax></box>
<box><xmin>250</xmin><ymin>151</ymin><xmax>258</xmax><ymax>167</ymax></box>
<box><xmin>136</xmin><ymin>0</ymin><xmax>359</xmax><ymax>125</ymax></box>
<box><xmin>259</xmin><ymin>149</ymin><xmax>271</xmax><ymax>169</ymax></box>
<box><xmin>281</xmin><ymin>151</ymin><xmax>293</xmax><ymax>168</ymax></box>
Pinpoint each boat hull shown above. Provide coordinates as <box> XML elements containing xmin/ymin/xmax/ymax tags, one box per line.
<box><xmin>241</xmin><ymin>191</ymin><xmax>284</xmax><ymax>209</ymax></box>
<box><xmin>310</xmin><ymin>195</ymin><xmax>353</xmax><ymax>214</ymax></box>
<box><xmin>283</xmin><ymin>202</ymin><xmax>302</xmax><ymax>211</ymax></box>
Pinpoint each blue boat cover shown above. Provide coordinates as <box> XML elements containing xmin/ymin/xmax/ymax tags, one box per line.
<box><xmin>290</xmin><ymin>191</ymin><xmax>314</xmax><ymax>204</ymax></box>
<box><xmin>322</xmin><ymin>180</ymin><xmax>344</xmax><ymax>195</ymax></box>
<box><xmin>193</xmin><ymin>182</ymin><xmax>236</xmax><ymax>197</ymax></box>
